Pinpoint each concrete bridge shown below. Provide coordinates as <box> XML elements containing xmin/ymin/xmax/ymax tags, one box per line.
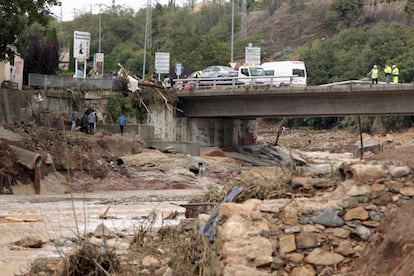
<box><xmin>177</xmin><ymin>84</ymin><xmax>414</xmax><ymax>118</ymax></box>
<box><xmin>2</xmin><ymin>83</ymin><xmax>414</xmax><ymax>156</ymax></box>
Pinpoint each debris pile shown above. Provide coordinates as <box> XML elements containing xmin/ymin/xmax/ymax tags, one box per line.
<box><xmin>194</xmin><ymin>161</ymin><xmax>414</xmax><ymax>275</ymax></box>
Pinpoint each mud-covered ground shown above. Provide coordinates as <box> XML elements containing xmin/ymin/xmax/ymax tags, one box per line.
<box><xmin>1</xmin><ymin>120</ymin><xmax>414</xmax><ymax>275</ymax></box>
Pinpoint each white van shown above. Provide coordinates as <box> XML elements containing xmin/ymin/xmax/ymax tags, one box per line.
<box><xmin>261</xmin><ymin>61</ymin><xmax>307</xmax><ymax>87</ymax></box>
<box><xmin>237</xmin><ymin>65</ymin><xmax>268</xmax><ymax>85</ymax></box>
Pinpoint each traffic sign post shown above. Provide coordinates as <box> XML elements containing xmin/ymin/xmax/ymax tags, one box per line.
<box><xmin>245</xmin><ymin>45</ymin><xmax>261</xmax><ymax>65</ymax></box>
<box><xmin>155</xmin><ymin>52</ymin><xmax>170</xmax><ymax>80</ymax></box>
<box><xmin>229</xmin><ymin>61</ymin><xmax>238</xmax><ymax>70</ymax></box>
<box><xmin>175</xmin><ymin>62</ymin><xmax>183</xmax><ymax>78</ymax></box>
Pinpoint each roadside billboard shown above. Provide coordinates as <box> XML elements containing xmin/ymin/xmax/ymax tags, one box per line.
<box><xmin>94</xmin><ymin>53</ymin><xmax>104</xmax><ymax>76</ymax></box>
<box><xmin>155</xmin><ymin>52</ymin><xmax>170</xmax><ymax>74</ymax></box>
<box><xmin>245</xmin><ymin>46</ymin><xmax>261</xmax><ymax>66</ymax></box>
<box><xmin>73</xmin><ymin>31</ymin><xmax>91</xmax><ymax>59</ymax></box>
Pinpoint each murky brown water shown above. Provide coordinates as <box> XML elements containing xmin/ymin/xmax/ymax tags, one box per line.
<box><xmin>0</xmin><ymin>189</ymin><xmax>204</xmax><ymax>275</ymax></box>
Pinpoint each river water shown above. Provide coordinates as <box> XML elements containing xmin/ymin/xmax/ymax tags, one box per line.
<box><xmin>0</xmin><ymin>189</ymin><xmax>204</xmax><ymax>275</ymax></box>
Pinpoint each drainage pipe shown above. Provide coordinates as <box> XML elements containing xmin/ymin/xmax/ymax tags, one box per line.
<box><xmin>10</xmin><ymin>145</ymin><xmax>43</xmax><ymax>169</ymax></box>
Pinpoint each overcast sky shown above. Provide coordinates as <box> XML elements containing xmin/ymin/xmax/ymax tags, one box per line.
<box><xmin>50</xmin><ymin>0</ymin><xmax>186</xmax><ymax>22</ymax></box>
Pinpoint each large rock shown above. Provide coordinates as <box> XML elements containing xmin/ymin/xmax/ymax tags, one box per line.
<box><xmin>343</xmin><ymin>206</ymin><xmax>369</xmax><ymax>221</ymax></box>
<box><xmin>335</xmin><ymin>240</ymin><xmax>354</xmax><ymax>256</ymax></box>
<box><xmin>338</xmin><ymin>197</ymin><xmax>359</xmax><ymax>209</ymax></box>
<box><xmin>305</xmin><ymin>248</ymin><xmax>344</xmax><ymax>265</ymax></box>
<box><xmin>295</xmin><ymin>232</ymin><xmax>319</xmax><ymax>249</ymax></box>
<box><xmin>281</xmin><ymin>204</ymin><xmax>299</xmax><ymax>225</ymax></box>
<box><xmin>290</xmin><ymin>265</ymin><xmax>316</xmax><ymax>276</ymax></box>
<box><xmin>310</xmin><ymin>207</ymin><xmax>344</xmax><ymax>227</ymax></box>
<box><xmin>354</xmin><ymin>225</ymin><xmax>372</xmax><ymax>240</ymax></box>
<box><xmin>339</xmin><ymin>163</ymin><xmax>387</xmax><ymax>183</ymax></box>
<box><xmin>217</xmin><ymin>208</ymin><xmax>268</xmax><ymax>241</ymax></box>
<box><xmin>221</xmin><ymin>236</ymin><xmax>274</xmax><ymax>265</ymax></box>
<box><xmin>279</xmin><ymin>235</ymin><xmax>296</xmax><ymax>254</ymax></box>
<box><xmin>325</xmin><ymin>228</ymin><xmax>351</xmax><ymax>239</ymax></box>
<box><xmin>389</xmin><ymin>165</ymin><xmax>410</xmax><ymax>178</ymax></box>
<box><xmin>91</xmin><ymin>223</ymin><xmax>115</xmax><ymax>239</ymax></box>
<box><xmin>399</xmin><ymin>186</ymin><xmax>414</xmax><ymax>196</ymax></box>
<box><xmin>100</xmin><ymin>134</ymin><xmax>143</xmax><ymax>156</ymax></box>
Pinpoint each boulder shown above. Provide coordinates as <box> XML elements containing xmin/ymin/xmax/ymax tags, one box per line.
<box><xmin>295</xmin><ymin>232</ymin><xmax>319</xmax><ymax>249</ymax></box>
<box><xmin>305</xmin><ymin>248</ymin><xmax>344</xmax><ymax>265</ymax></box>
<box><xmin>290</xmin><ymin>265</ymin><xmax>316</xmax><ymax>276</ymax></box>
<box><xmin>279</xmin><ymin>234</ymin><xmax>296</xmax><ymax>254</ymax></box>
<box><xmin>310</xmin><ymin>207</ymin><xmax>344</xmax><ymax>227</ymax></box>
<box><xmin>343</xmin><ymin>206</ymin><xmax>369</xmax><ymax>221</ymax></box>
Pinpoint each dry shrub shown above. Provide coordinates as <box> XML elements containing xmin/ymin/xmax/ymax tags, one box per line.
<box><xmin>130</xmin><ymin>211</ymin><xmax>212</xmax><ymax>275</ymax></box>
<box><xmin>62</xmin><ymin>241</ymin><xmax>121</xmax><ymax>276</ymax></box>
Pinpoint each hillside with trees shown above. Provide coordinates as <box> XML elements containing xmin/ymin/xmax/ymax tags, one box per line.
<box><xmin>17</xmin><ymin>0</ymin><xmax>413</xmax><ymax>86</ymax></box>
<box><xmin>10</xmin><ymin>0</ymin><xmax>414</xmax><ymax>132</ymax></box>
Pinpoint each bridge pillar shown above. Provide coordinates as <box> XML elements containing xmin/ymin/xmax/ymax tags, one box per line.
<box><xmin>147</xmin><ymin>104</ymin><xmax>257</xmax><ymax>148</ymax></box>
<box><xmin>173</xmin><ymin>117</ymin><xmax>256</xmax><ymax>147</ymax></box>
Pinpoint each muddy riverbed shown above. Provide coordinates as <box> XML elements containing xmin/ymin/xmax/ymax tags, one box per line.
<box><xmin>0</xmin><ymin>189</ymin><xmax>203</xmax><ymax>275</ymax></box>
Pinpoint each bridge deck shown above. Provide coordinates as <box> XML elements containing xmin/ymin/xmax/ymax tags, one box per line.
<box><xmin>177</xmin><ymin>84</ymin><xmax>414</xmax><ymax>118</ymax></box>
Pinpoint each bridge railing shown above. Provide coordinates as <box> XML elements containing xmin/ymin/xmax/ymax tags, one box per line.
<box><xmin>173</xmin><ymin>75</ymin><xmax>302</xmax><ymax>90</ymax></box>
<box><xmin>28</xmin><ymin>73</ymin><xmax>121</xmax><ymax>91</ymax></box>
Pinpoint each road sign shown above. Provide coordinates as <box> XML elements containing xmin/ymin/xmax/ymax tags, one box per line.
<box><xmin>73</xmin><ymin>31</ymin><xmax>91</xmax><ymax>59</ymax></box>
<box><xmin>176</xmin><ymin>62</ymin><xmax>183</xmax><ymax>76</ymax></box>
<box><xmin>245</xmin><ymin>46</ymin><xmax>261</xmax><ymax>65</ymax></box>
<box><xmin>155</xmin><ymin>52</ymin><xmax>170</xmax><ymax>74</ymax></box>
<box><xmin>229</xmin><ymin>62</ymin><xmax>237</xmax><ymax>69</ymax></box>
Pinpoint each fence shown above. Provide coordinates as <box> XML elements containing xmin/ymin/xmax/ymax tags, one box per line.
<box><xmin>28</xmin><ymin>73</ymin><xmax>122</xmax><ymax>91</ymax></box>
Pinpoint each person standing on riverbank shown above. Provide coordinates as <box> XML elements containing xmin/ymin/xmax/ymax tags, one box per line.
<box><xmin>87</xmin><ymin>111</ymin><xmax>96</xmax><ymax>135</ymax></box>
<box><xmin>70</xmin><ymin>111</ymin><xmax>77</xmax><ymax>131</ymax></box>
<box><xmin>118</xmin><ymin>114</ymin><xmax>127</xmax><ymax>136</ymax></box>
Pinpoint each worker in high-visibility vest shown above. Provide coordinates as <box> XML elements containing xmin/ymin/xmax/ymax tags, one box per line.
<box><xmin>384</xmin><ymin>64</ymin><xmax>392</xmax><ymax>84</ymax></box>
<box><xmin>392</xmin><ymin>65</ymin><xmax>399</xmax><ymax>84</ymax></box>
<box><xmin>368</xmin><ymin>65</ymin><xmax>379</xmax><ymax>84</ymax></box>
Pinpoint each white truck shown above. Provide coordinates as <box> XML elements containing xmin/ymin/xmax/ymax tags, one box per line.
<box><xmin>237</xmin><ymin>65</ymin><xmax>269</xmax><ymax>85</ymax></box>
<box><xmin>261</xmin><ymin>61</ymin><xmax>307</xmax><ymax>87</ymax></box>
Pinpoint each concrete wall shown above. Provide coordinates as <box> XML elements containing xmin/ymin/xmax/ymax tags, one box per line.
<box><xmin>0</xmin><ymin>88</ymin><xmax>258</xmax><ymax>153</ymax></box>
<box><xmin>0</xmin><ymin>89</ymin><xmax>34</xmax><ymax>124</ymax></box>
<box><xmin>99</xmin><ymin>124</ymin><xmax>155</xmax><ymax>140</ymax></box>
<box><xmin>147</xmin><ymin>104</ymin><xmax>176</xmax><ymax>140</ymax></box>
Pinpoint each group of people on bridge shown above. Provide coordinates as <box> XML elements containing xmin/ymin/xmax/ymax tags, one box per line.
<box><xmin>368</xmin><ymin>64</ymin><xmax>399</xmax><ymax>84</ymax></box>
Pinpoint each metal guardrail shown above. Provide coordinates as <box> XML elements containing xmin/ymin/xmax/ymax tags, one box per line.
<box><xmin>173</xmin><ymin>75</ymin><xmax>303</xmax><ymax>90</ymax></box>
<box><xmin>28</xmin><ymin>73</ymin><xmax>120</xmax><ymax>91</ymax></box>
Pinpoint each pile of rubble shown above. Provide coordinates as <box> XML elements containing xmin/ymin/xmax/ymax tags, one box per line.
<box><xmin>194</xmin><ymin>161</ymin><xmax>414</xmax><ymax>275</ymax></box>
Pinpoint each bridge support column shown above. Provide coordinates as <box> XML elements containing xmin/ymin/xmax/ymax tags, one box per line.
<box><xmin>174</xmin><ymin>117</ymin><xmax>256</xmax><ymax>147</ymax></box>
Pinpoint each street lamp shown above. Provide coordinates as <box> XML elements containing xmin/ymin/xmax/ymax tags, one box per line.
<box><xmin>96</xmin><ymin>3</ymin><xmax>110</xmax><ymax>53</ymax></box>
<box><xmin>96</xmin><ymin>3</ymin><xmax>110</xmax><ymax>76</ymax></box>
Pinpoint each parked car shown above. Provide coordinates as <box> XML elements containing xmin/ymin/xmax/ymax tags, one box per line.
<box><xmin>201</xmin><ymin>65</ymin><xmax>238</xmax><ymax>78</ymax></box>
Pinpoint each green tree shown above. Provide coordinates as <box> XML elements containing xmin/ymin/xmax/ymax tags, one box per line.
<box><xmin>405</xmin><ymin>0</ymin><xmax>414</xmax><ymax>16</ymax></box>
<box><xmin>325</xmin><ymin>0</ymin><xmax>362</xmax><ymax>30</ymax></box>
<box><xmin>23</xmin><ymin>26</ymin><xmax>60</xmax><ymax>83</ymax></box>
<box><xmin>362</xmin><ymin>23</ymin><xmax>410</xmax><ymax>70</ymax></box>
<box><xmin>297</xmin><ymin>39</ymin><xmax>337</xmax><ymax>85</ymax></box>
<box><xmin>262</xmin><ymin>0</ymin><xmax>282</xmax><ymax>16</ymax></box>
<box><xmin>0</xmin><ymin>0</ymin><xmax>59</xmax><ymax>59</ymax></box>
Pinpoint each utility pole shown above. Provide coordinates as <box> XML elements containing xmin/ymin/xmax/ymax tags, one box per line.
<box><xmin>96</xmin><ymin>3</ymin><xmax>110</xmax><ymax>53</ymax></box>
<box><xmin>241</xmin><ymin>0</ymin><xmax>247</xmax><ymax>39</ymax></box>
<box><xmin>142</xmin><ymin>0</ymin><xmax>152</xmax><ymax>79</ymax></box>
<box><xmin>231</xmin><ymin>0</ymin><xmax>234</xmax><ymax>62</ymax></box>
